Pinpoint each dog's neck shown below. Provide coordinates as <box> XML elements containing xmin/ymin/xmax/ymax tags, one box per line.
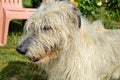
<box><xmin>45</xmin><ymin>36</ymin><xmax>83</xmax><ymax>80</ymax></box>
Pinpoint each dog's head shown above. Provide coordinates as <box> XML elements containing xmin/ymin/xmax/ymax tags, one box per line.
<box><xmin>16</xmin><ymin>1</ymin><xmax>81</xmax><ymax>64</ymax></box>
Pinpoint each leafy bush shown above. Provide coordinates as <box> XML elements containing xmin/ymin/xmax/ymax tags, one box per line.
<box><xmin>105</xmin><ymin>0</ymin><xmax>120</xmax><ymax>21</ymax></box>
<box><xmin>22</xmin><ymin>0</ymin><xmax>42</xmax><ymax>8</ymax></box>
<box><xmin>31</xmin><ymin>0</ymin><xmax>42</xmax><ymax>8</ymax></box>
<box><xmin>76</xmin><ymin>0</ymin><xmax>120</xmax><ymax>29</ymax></box>
<box><xmin>23</xmin><ymin>0</ymin><xmax>33</xmax><ymax>8</ymax></box>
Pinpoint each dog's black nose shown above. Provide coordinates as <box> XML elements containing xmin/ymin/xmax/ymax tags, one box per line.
<box><xmin>16</xmin><ymin>45</ymin><xmax>27</xmax><ymax>55</ymax></box>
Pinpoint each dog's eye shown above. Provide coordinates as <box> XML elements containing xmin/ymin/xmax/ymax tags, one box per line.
<box><xmin>42</xmin><ymin>25</ymin><xmax>51</xmax><ymax>31</ymax></box>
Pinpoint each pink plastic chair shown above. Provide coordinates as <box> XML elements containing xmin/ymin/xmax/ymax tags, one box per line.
<box><xmin>0</xmin><ymin>0</ymin><xmax>45</xmax><ymax>46</ymax></box>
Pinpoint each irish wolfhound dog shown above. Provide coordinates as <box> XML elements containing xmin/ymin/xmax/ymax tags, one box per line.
<box><xmin>16</xmin><ymin>1</ymin><xmax>120</xmax><ymax>80</ymax></box>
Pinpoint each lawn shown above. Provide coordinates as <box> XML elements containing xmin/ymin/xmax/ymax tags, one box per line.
<box><xmin>0</xmin><ymin>21</ymin><xmax>46</xmax><ymax>80</ymax></box>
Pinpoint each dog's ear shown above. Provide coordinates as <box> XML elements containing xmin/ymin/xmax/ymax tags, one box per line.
<box><xmin>77</xmin><ymin>14</ymin><xmax>81</xmax><ymax>28</ymax></box>
<box><xmin>72</xmin><ymin>7</ymin><xmax>81</xmax><ymax>28</ymax></box>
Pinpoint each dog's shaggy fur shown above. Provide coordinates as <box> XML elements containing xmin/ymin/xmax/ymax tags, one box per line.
<box><xmin>16</xmin><ymin>1</ymin><xmax>120</xmax><ymax>80</ymax></box>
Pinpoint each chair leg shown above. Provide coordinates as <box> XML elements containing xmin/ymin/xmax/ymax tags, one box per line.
<box><xmin>1</xmin><ymin>18</ymin><xmax>11</xmax><ymax>46</ymax></box>
<box><xmin>0</xmin><ymin>8</ymin><xmax>5</xmax><ymax>46</ymax></box>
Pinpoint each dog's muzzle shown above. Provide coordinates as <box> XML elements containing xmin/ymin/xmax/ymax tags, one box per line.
<box><xmin>16</xmin><ymin>46</ymin><xmax>41</xmax><ymax>62</ymax></box>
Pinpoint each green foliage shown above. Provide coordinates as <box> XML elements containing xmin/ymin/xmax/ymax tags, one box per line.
<box><xmin>23</xmin><ymin>0</ymin><xmax>33</xmax><ymax>8</ymax></box>
<box><xmin>31</xmin><ymin>0</ymin><xmax>42</xmax><ymax>8</ymax></box>
<box><xmin>105</xmin><ymin>0</ymin><xmax>120</xmax><ymax>21</ymax></box>
<box><xmin>22</xmin><ymin>0</ymin><xmax>42</xmax><ymax>8</ymax></box>
<box><xmin>77</xmin><ymin>0</ymin><xmax>98</xmax><ymax>16</ymax></box>
<box><xmin>77</xmin><ymin>0</ymin><xmax>120</xmax><ymax>29</ymax></box>
<box><xmin>77</xmin><ymin>0</ymin><xmax>120</xmax><ymax>19</ymax></box>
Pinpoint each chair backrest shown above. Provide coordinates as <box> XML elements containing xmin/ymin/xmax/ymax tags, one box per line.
<box><xmin>0</xmin><ymin>0</ymin><xmax>2</xmax><ymax>7</ymax></box>
<box><xmin>1</xmin><ymin>0</ymin><xmax>23</xmax><ymax>8</ymax></box>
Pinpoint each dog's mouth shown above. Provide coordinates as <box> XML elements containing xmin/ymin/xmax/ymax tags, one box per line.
<box><xmin>27</xmin><ymin>46</ymin><xmax>57</xmax><ymax>63</ymax></box>
<box><xmin>28</xmin><ymin>57</ymin><xmax>41</xmax><ymax>62</ymax></box>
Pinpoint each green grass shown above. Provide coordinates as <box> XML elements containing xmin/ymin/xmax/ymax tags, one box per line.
<box><xmin>0</xmin><ymin>21</ymin><xmax>46</xmax><ymax>80</ymax></box>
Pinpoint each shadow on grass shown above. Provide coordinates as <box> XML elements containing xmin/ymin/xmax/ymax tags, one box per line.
<box><xmin>0</xmin><ymin>61</ymin><xmax>47</xmax><ymax>80</ymax></box>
